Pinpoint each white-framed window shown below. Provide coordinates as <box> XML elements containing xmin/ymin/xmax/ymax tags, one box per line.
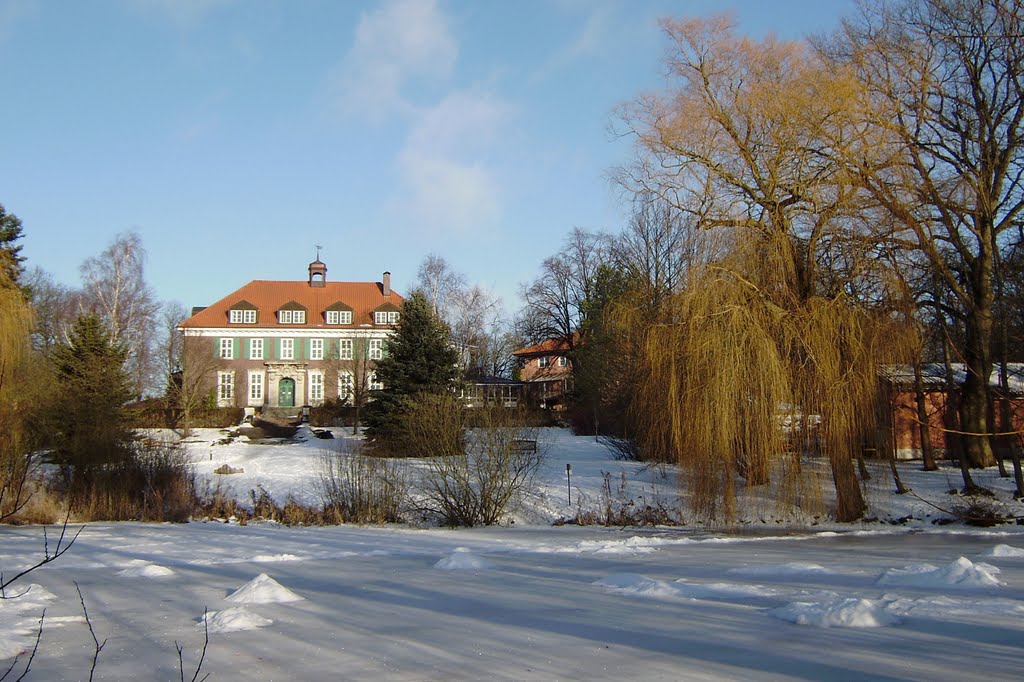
<box><xmin>217</xmin><ymin>371</ymin><xmax>234</xmax><ymax>406</ymax></box>
<box><xmin>310</xmin><ymin>338</ymin><xmax>324</xmax><ymax>360</ymax></box>
<box><xmin>309</xmin><ymin>372</ymin><xmax>324</xmax><ymax>405</ymax></box>
<box><xmin>219</xmin><ymin>338</ymin><xmax>234</xmax><ymax>359</ymax></box>
<box><xmin>248</xmin><ymin>371</ymin><xmax>264</xmax><ymax>405</ymax></box>
<box><xmin>326</xmin><ymin>310</ymin><xmax>352</xmax><ymax>325</ymax></box>
<box><xmin>338</xmin><ymin>339</ymin><xmax>353</xmax><ymax>360</ymax></box>
<box><xmin>280</xmin><ymin>338</ymin><xmax>294</xmax><ymax>360</ymax></box>
<box><xmin>369</xmin><ymin>372</ymin><xmax>383</xmax><ymax>391</ymax></box>
<box><xmin>369</xmin><ymin>339</ymin><xmax>383</xmax><ymax>360</ymax></box>
<box><xmin>338</xmin><ymin>371</ymin><xmax>354</xmax><ymax>401</ymax></box>
<box><xmin>374</xmin><ymin>311</ymin><xmax>400</xmax><ymax>325</ymax></box>
<box><xmin>250</xmin><ymin>338</ymin><xmax>263</xmax><ymax>360</ymax></box>
<box><xmin>229</xmin><ymin>309</ymin><xmax>255</xmax><ymax>324</ymax></box>
<box><xmin>279</xmin><ymin>309</ymin><xmax>306</xmax><ymax>324</ymax></box>
<box><xmin>557</xmin><ymin>356</ymin><xmax>568</xmax><ymax>367</ymax></box>
<box><xmin>538</xmin><ymin>356</ymin><xmax>549</xmax><ymax>368</ymax></box>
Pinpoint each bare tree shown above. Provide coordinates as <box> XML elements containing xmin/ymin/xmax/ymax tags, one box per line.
<box><xmin>168</xmin><ymin>336</ymin><xmax>222</xmax><ymax>436</ymax></box>
<box><xmin>79</xmin><ymin>233</ymin><xmax>161</xmax><ymax>398</ymax></box>
<box><xmin>520</xmin><ymin>228</ymin><xmax>609</xmax><ymax>356</ymax></box>
<box><xmin>415</xmin><ymin>253</ymin><xmax>466</xmax><ymax>320</ymax></box>
<box><xmin>828</xmin><ymin>0</ymin><xmax>1024</xmax><ymax>468</ymax></box>
<box><xmin>24</xmin><ymin>266</ymin><xmax>83</xmax><ymax>359</ymax></box>
<box><xmin>325</xmin><ymin>337</ymin><xmax>377</xmax><ymax>434</ymax></box>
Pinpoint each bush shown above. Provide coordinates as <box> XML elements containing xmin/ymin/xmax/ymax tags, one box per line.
<box><xmin>309</xmin><ymin>399</ymin><xmax>354</xmax><ymax>428</ymax></box>
<box><xmin>64</xmin><ymin>440</ymin><xmax>198</xmax><ymax>522</ymax></box>
<box><xmin>408</xmin><ymin>395</ymin><xmax>546</xmax><ymax>527</ymax></box>
<box><xmin>315</xmin><ymin>440</ymin><xmax>409</xmax><ymax>523</ymax></box>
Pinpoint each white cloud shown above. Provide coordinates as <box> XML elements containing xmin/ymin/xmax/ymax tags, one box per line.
<box><xmin>392</xmin><ymin>91</ymin><xmax>510</xmax><ymax>234</ymax></box>
<box><xmin>331</xmin><ymin>0</ymin><xmax>457</xmax><ymax>121</ymax></box>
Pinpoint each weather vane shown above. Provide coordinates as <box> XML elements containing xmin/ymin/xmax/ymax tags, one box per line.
<box><xmin>315</xmin><ymin>244</ymin><xmax>322</xmax><ymax>260</ymax></box>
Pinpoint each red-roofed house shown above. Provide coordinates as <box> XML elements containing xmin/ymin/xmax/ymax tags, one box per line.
<box><xmin>512</xmin><ymin>337</ymin><xmax>573</xmax><ymax>409</ymax></box>
<box><xmin>178</xmin><ymin>259</ymin><xmax>404</xmax><ymax>411</ymax></box>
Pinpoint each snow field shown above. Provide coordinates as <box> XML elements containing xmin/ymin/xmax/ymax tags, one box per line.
<box><xmin>2</xmin><ymin>429</ymin><xmax>1024</xmax><ymax>679</ymax></box>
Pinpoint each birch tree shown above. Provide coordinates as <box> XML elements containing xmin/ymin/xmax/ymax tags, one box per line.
<box><xmin>80</xmin><ymin>233</ymin><xmax>161</xmax><ymax>398</ymax></box>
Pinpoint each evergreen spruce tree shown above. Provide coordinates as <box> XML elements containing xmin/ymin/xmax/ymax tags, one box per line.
<box><xmin>364</xmin><ymin>291</ymin><xmax>459</xmax><ymax>453</ymax></box>
<box><xmin>50</xmin><ymin>314</ymin><xmax>134</xmax><ymax>483</ymax></box>
<box><xmin>0</xmin><ymin>204</ymin><xmax>26</xmax><ymax>289</ymax></box>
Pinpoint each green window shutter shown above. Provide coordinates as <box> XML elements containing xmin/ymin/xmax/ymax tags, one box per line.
<box><xmin>234</xmin><ymin>338</ymin><xmax>241</xmax><ymax>359</ymax></box>
<box><xmin>275</xmin><ymin>338</ymin><xmax>281</xmax><ymax>360</ymax></box>
<box><xmin>214</xmin><ymin>338</ymin><xmax>219</xmax><ymax>358</ymax></box>
<box><xmin>243</xmin><ymin>338</ymin><xmax>250</xmax><ymax>359</ymax></box>
<box><xmin>304</xmin><ymin>338</ymin><xmax>310</xmax><ymax>360</ymax></box>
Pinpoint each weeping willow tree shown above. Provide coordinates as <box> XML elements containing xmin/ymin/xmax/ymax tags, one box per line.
<box><xmin>615</xmin><ymin>16</ymin><xmax>914</xmax><ymax>522</ymax></box>
<box><xmin>615</xmin><ymin>233</ymin><xmax>909</xmax><ymax>522</ymax></box>
<box><xmin>0</xmin><ymin>267</ymin><xmax>39</xmax><ymax>521</ymax></box>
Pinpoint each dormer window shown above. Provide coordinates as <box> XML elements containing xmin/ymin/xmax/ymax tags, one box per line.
<box><xmin>326</xmin><ymin>310</ymin><xmax>352</xmax><ymax>325</ymax></box>
<box><xmin>228</xmin><ymin>301</ymin><xmax>257</xmax><ymax>324</ymax></box>
<box><xmin>374</xmin><ymin>311</ymin><xmax>399</xmax><ymax>325</ymax></box>
<box><xmin>277</xmin><ymin>302</ymin><xmax>307</xmax><ymax>325</ymax></box>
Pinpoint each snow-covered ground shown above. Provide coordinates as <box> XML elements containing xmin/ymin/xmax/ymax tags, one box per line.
<box><xmin>3</xmin><ymin>427</ymin><xmax>1024</xmax><ymax>680</ymax></box>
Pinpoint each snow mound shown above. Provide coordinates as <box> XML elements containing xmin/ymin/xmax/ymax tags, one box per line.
<box><xmin>594</xmin><ymin>574</ymin><xmax>691</xmax><ymax>601</ymax></box>
<box><xmin>226</xmin><ymin>573</ymin><xmax>304</xmax><ymax>604</ymax></box>
<box><xmin>0</xmin><ymin>584</ymin><xmax>56</xmax><ymax>609</ymax></box>
<box><xmin>728</xmin><ymin>562</ymin><xmax>832</xmax><ymax>577</ymax></box>
<box><xmin>671</xmin><ymin>579</ymin><xmax>780</xmax><ymax>600</ymax></box>
<box><xmin>434</xmin><ymin>548</ymin><xmax>494</xmax><ymax>570</ymax></box>
<box><xmin>201</xmin><ymin>607</ymin><xmax>272</xmax><ymax>633</ymax></box>
<box><xmin>118</xmin><ymin>563</ymin><xmax>175</xmax><ymax>578</ymax></box>
<box><xmin>884</xmin><ymin>594</ymin><xmax>1024</xmax><ymax>619</ymax></box>
<box><xmin>877</xmin><ymin>557</ymin><xmax>1002</xmax><ymax>588</ymax></box>
<box><xmin>575</xmin><ymin>536</ymin><xmax>684</xmax><ymax>554</ymax></box>
<box><xmin>0</xmin><ymin>584</ymin><xmax>62</xmax><ymax>660</ymax></box>
<box><xmin>771</xmin><ymin>598</ymin><xmax>898</xmax><ymax>628</ymax></box>
<box><xmin>985</xmin><ymin>544</ymin><xmax>1024</xmax><ymax>558</ymax></box>
<box><xmin>252</xmin><ymin>553</ymin><xmax>302</xmax><ymax>562</ymax></box>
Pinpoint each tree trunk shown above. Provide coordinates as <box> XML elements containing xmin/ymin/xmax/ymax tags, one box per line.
<box><xmin>913</xmin><ymin>361</ymin><xmax>937</xmax><ymax>471</ymax></box>
<box><xmin>999</xmin><ymin>363</ymin><xmax>1024</xmax><ymax>498</ymax></box>
<box><xmin>941</xmin><ymin>328</ymin><xmax>974</xmax><ymax>489</ymax></box>
<box><xmin>960</xmin><ymin>319</ymin><xmax>996</xmax><ymax>469</ymax></box>
<box><xmin>830</xmin><ymin>449</ymin><xmax>866</xmax><ymax>522</ymax></box>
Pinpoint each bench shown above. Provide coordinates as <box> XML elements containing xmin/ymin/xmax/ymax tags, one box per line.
<box><xmin>511</xmin><ymin>438</ymin><xmax>538</xmax><ymax>454</ymax></box>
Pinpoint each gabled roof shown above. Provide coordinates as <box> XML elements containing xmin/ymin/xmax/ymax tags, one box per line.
<box><xmin>512</xmin><ymin>336</ymin><xmax>574</xmax><ymax>357</ymax></box>
<box><xmin>180</xmin><ymin>280</ymin><xmax>404</xmax><ymax>330</ymax></box>
<box><xmin>880</xmin><ymin>363</ymin><xmax>1024</xmax><ymax>395</ymax></box>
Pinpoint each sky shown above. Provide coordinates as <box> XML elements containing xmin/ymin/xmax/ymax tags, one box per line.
<box><xmin>1</xmin><ymin>0</ymin><xmax>856</xmax><ymax>314</ymax></box>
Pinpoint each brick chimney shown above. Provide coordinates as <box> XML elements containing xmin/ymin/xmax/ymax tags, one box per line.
<box><xmin>383</xmin><ymin>271</ymin><xmax>391</xmax><ymax>297</ymax></box>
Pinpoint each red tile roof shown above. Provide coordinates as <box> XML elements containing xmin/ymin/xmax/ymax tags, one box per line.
<box><xmin>180</xmin><ymin>279</ymin><xmax>404</xmax><ymax>329</ymax></box>
<box><xmin>512</xmin><ymin>336</ymin><xmax>573</xmax><ymax>357</ymax></box>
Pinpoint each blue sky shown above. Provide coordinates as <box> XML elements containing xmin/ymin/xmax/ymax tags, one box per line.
<box><xmin>1</xmin><ymin>0</ymin><xmax>854</xmax><ymax>313</ymax></box>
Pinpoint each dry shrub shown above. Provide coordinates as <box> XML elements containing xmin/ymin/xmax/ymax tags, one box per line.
<box><xmin>407</xmin><ymin>395</ymin><xmax>546</xmax><ymax>527</ymax></box>
<box><xmin>197</xmin><ymin>479</ymin><xmax>243</xmax><ymax>520</ymax></box>
<box><xmin>68</xmin><ymin>441</ymin><xmax>198</xmax><ymax>522</ymax></box>
<box><xmin>315</xmin><ymin>440</ymin><xmax>409</xmax><ymax>524</ymax></box>
<box><xmin>560</xmin><ymin>471</ymin><xmax>683</xmax><ymax>526</ymax></box>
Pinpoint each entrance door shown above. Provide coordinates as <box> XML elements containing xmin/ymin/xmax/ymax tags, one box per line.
<box><xmin>278</xmin><ymin>378</ymin><xmax>295</xmax><ymax>408</ymax></box>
